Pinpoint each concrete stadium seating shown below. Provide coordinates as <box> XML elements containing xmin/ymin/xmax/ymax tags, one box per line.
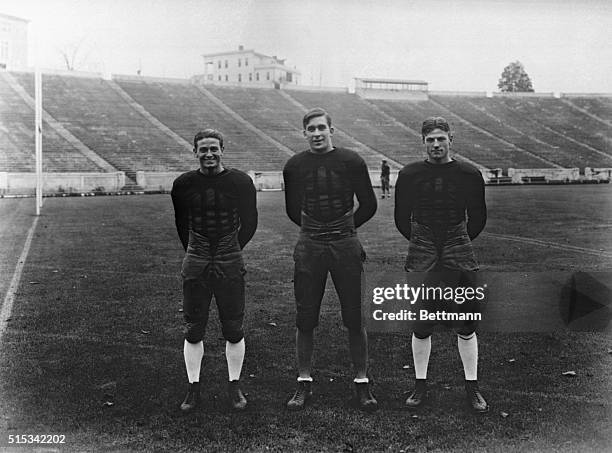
<box><xmin>2</xmin><ymin>71</ymin><xmax>610</xmax><ymax>179</ymax></box>
<box><xmin>11</xmin><ymin>73</ymin><xmax>191</xmax><ymax>174</ymax></box>
<box><xmin>115</xmin><ymin>79</ymin><xmax>292</xmax><ymax>171</ymax></box>
<box><xmin>282</xmin><ymin>89</ymin><xmax>422</xmax><ymax>167</ymax></box>
<box><xmin>371</xmin><ymin>98</ymin><xmax>553</xmax><ymax>169</ymax></box>
<box><xmin>0</xmin><ymin>73</ymin><xmax>106</xmax><ymax>173</ymax></box>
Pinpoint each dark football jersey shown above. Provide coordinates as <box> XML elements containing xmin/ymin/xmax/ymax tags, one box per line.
<box><xmin>283</xmin><ymin>147</ymin><xmax>376</xmax><ymax>228</ymax></box>
<box><xmin>394</xmin><ymin>160</ymin><xmax>486</xmax><ymax>240</ymax></box>
<box><xmin>171</xmin><ymin>168</ymin><xmax>257</xmax><ymax>251</ymax></box>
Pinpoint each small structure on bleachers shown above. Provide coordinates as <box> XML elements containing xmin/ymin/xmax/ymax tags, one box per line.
<box><xmin>198</xmin><ymin>45</ymin><xmax>300</xmax><ymax>87</ymax></box>
<box><xmin>354</xmin><ymin>77</ymin><xmax>428</xmax><ymax>100</ymax></box>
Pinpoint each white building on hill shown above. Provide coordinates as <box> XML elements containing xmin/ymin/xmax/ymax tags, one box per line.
<box><xmin>200</xmin><ymin>45</ymin><xmax>300</xmax><ymax>87</ymax></box>
<box><xmin>0</xmin><ymin>13</ymin><xmax>28</xmax><ymax>71</ymax></box>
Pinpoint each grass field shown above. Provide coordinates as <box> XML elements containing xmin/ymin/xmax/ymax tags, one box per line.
<box><xmin>0</xmin><ymin>185</ymin><xmax>611</xmax><ymax>452</ymax></box>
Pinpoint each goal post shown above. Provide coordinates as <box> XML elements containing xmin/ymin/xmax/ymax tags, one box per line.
<box><xmin>35</xmin><ymin>56</ymin><xmax>43</xmax><ymax>215</ymax></box>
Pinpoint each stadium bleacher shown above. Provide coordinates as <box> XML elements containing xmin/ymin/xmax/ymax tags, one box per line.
<box><xmin>489</xmin><ymin>96</ymin><xmax>612</xmax><ymax>167</ymax></box>
<box><xmin>0</xmin><ymin>73</ymin><xmax>107</xmax><ymax>173</ymax></box>
<box><xmin>283</xmin><ymin>89</ymin><xmax>422</xmax><ymax>167</ymax></box>
<box><xmin>11</xmin><ymin>73</ymin><xmax>191</xmax><ymax>174</ymax></box>
<box><xmin>115</xmin><ymin>79</ymin><xmax>293</xmax><ymax>171</ymax></box>
<box><xmin>1</xmin><ymin>71</ymin><xmax>611</xmax><ymax>185</ymax></box>
<box><xmin>203</xmin><ymin>85</ymin><xmax>306</xmax><ymax>152</ymax></box>
<box><xmin>563</xmin><ymin>96</ymin><xmax>612</xmax><ymax>121</ymax></box>
<box><xmin>371</xmin><ymin>97</ymin><xmax>554</xmax><ymax>169</ymax></box>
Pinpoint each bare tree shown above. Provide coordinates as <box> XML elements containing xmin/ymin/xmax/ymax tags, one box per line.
<box><xmin>58</xmin><ymin>37</ymin><xmax>92</xmax><ymax>71</ymax></box>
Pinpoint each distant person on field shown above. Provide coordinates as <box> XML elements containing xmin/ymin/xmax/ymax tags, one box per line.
<box><xmin>394</xmin><ymin>117</ymin><xmax>488</xmax><ymax>413</ymax></box>
<box><xmin>171</xmin><ymin>129</ymin><xmax>257</xmax><ymax>413</ymax></box>
<box><xmin>380</xmin><ymin>159</ymin><xmax>391</xmax><ymax>199</ymax></box>
<box><xmin>283</xmin><ymin>108</ymin><xmax>378</xmax><ymax>412</ymax></box>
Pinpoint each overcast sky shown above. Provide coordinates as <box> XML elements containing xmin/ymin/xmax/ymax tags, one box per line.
<box><xmin>3</xmin><ymin>0</ymin><xmax>611</xmax><ymax>93</ymax></box>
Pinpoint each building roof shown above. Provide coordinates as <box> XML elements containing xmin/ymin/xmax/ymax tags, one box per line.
<box><xmin>0</xmin><ymin>12</ymin><xmax>30</xmax><ymax>23</ymax></box>
<box><xmin>202</xmin><ymin>48</ymin><xmax>271</xmax><ymax>59</ymax></box>
<box><xmin>254</xmin><ymin>63</ymin><xmax>301</xmax><ymax>75</ymax></box>
<box><xmin>355</xmin><ymin>77</ymin><xmax>428</xmax><ymax>85</ymax></box>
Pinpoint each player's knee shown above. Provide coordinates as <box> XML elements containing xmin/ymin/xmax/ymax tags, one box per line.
<box><xmin>224</xmin><ymin>331</ymin><xmax>244</xmax><ymax>344</ymax></box>
<box><xmin>413</xmin><ymin>330</ymin><xmax>432</xmax><ymax>340</ymax></box>
<box><xmin>296</xmin><ymin>315</ymin><xmax>318</xmax><ymax>332</ymax></box>
<box><xmin>221</xmin><ymin>320</ymin><xmax>244</xmax><ymax>344</ymax></box>
<box><xmin>456</xmin><ymin>330</ymin><xmax>476</xmax><ymax>340</ymax></box>
<box><xmin>184</xmin><ymin>322</ymin><xmax>205</xmax><ymax>343</ymax></box>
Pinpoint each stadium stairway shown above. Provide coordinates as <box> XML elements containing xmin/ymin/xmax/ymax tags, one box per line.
<box><xmin>121</xmin><ymin>170</ymin><xmax>143</xmax><ymax>191</ymax></box>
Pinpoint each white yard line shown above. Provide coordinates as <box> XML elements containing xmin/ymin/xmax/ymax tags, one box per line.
<box><xmin>0</xmin><ymin>215</ymin><xmax>39</xmax><ymax>341</ymax></box>
<box><xmin>483</xmin><ymin>232</ymin><xmax>612</xmax><ymax>258</ymax></box>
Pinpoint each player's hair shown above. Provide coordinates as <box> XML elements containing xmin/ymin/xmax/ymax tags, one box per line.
<box><xmin>303</xmin><ymin>108</ymin><xmax>332</xmax><ymax>129</ymax></box>
<box><xmin>193</xmin><ymin>129</ymin><xmax>224</xmax><ymax>149</ymax></box>
<box><xmin>421</xmin><ymin>117</ymin><xmax>451</xmax><ymax>138</ymax></box>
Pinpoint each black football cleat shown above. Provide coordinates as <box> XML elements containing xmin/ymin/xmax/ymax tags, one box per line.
<box><xmin>354</xmin><ymin>382</ymin><xmax>378</xmax><ymax>412</ymax></box>
<box><xmin>228</xmin><ymin>380</ymin><xmax>247</xmax><ymax>411</ymax></box>
<box><xmin>180</xmin><ymin>382</ymin><xmax>201</xmax><ymax>413</ymax></box>
<box><xmin>405</xmin><ymin>379</ymin><xmax>427</xmax><ymax>410</ymax></box>
<box><xmin>465</xmin><ymin>380</ymin><xmax>489</xmax><ymax>413</ymax></box>
<box><xmin>287</xmin><ymin>380</ymin><xmax>313</xmax><ymax>411</ymax></box>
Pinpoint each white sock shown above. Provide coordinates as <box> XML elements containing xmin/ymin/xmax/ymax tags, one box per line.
<box><xmin>226</xmin><ymin>339</ymin><xmax>245</xmax><ymax>381</ymax></box>
<box><xmin>412</xmin><ymin>334</ymin><xmax>431</xmax><ymax>380</ymax></box>
<box><xmin>297</xmin><ymin>376</ymin><xmax>313</xmax><ymax>382</ymax></box>
<box><xmin>354</xmin><ymin>377</ymin><xmax>369</xmax><ymax>384</ymax></box>
<box><xmin>458</xmin><ymin>333</ymin><xmax>478</xmax><ymax>381</ymax></box>
<box><xmin>184</xmin><ymin>340</ymin><xmax>204</xmax><ymax>383</ymax></box>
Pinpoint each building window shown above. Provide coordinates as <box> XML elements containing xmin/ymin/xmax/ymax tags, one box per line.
<box><xmin>207</xmin><ymin>74</ymin><xmax>213</xmax><ymax>81</ymax></box>
<box><xmin>225</xmin><ymin>75</ymin><xmax>228</xmax><ymax>81</ymax></box>
<box><xmin>238</xmin><ymin>58</ymin><xmax>241</xmax><ymax>67</ymax></box>
<box><xmin>218</xmin><ymin>75</ymin><xmax>221</xmax><ymax>81</ymax></box>
<box><xmin>266</xmin><ymin>72</ymin><xmax>270</xmax><ymax>80</ymax></box>
<box><xmin>256</xmin><ymin>72</ymin><xmax>259</xmax><ymax>81</ymax></box>
<box><xmin>238</xmin><ymin>74</ymin><xmax>242</xmax><ymax>82</ymax></box>
<box><xmin>248</xmin><ymin>73</ymin><xmax>252</xmax><ymax>82</ymax></box>
<box><xmin>286</xmin><ymin>72</ymin><xmax>292</xmax><ymax>83</ymax></box>
<box><xmin>224</xmin><ymin>60</ymin><xmax>228</xmax><ymax>68</ymax></box>
<box><xmin>245</xmin><ymin>57</ymin><xmax>248</xmax><ymax>66</ymax></box>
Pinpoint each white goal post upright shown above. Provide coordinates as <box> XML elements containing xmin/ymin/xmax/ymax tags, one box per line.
<box><xmin>35</xmin><ymin>63</ymin><xmax>43</xmax><ymax>215</ymax></box>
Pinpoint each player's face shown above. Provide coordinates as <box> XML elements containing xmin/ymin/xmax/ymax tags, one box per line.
<box><xmin>194</xmin><ymin>137</ymin><xmax>224</xmax><ymax>172</ymax></box>
<box><xmin>423</xmin><ymin>128</ymin><xmax>452</xmax><ymax>164</ymax></box>
<box><xmin>303</xmin><ymin>115</ymin><xmax>334</xmax><ymax>153</ymax></box>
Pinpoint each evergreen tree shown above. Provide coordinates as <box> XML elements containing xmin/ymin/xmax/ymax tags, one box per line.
<box><xmin>498</xmin><ymin>61</ymin><xmax>534</xmax><ymax>92</ymax></box>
